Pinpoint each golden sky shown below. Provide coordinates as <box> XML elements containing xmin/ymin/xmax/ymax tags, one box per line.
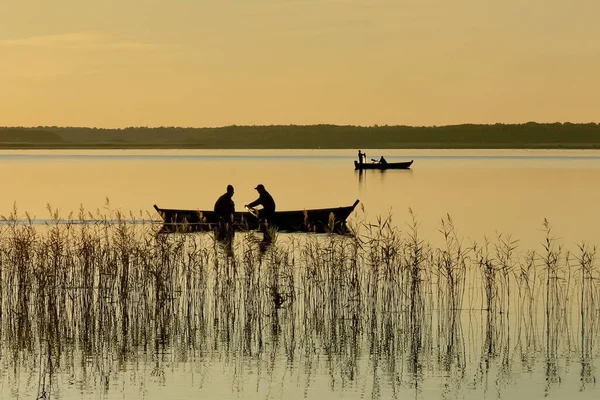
<box><xmin>1</xmin><ymin>0</ymin><xmax>599</xmax><ymax>128</ymax></box>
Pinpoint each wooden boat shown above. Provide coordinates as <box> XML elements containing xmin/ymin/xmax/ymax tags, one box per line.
<box><xmin>153</xmin><ymin>200</ymin><xmax>360</xmax><ymax>234</ymax></box>
<box><xmin>354</xmin><ymin>160</ymin><xmax>413</xmax><ymax>170</ymax></box>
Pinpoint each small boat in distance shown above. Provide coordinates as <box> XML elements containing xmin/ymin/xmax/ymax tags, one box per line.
<box><xmin>354</xmin><ymin>160</ymin><xmax>413</xmax><ymax>170</ymax></box>
<box><xmin>153</xmin><ymin>200</ymin><xmax>360</xmax><ymax>234</ymax></box>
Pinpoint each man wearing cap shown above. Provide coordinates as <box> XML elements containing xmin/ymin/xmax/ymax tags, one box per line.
<box><xmin>245</xmin><ymin>184</ymin><xmax>276</xmax><ymax>222</ymax></box>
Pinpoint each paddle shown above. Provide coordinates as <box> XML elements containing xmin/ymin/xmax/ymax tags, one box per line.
<box><xmin>245</xmin><ymin>206</ymin><xmax>259</xmax><ymax>218</ymax></box>
<box><xmin>245</xmin><ymin>206</ymin><xmax>271</xmax><ymax>235</ymax></box>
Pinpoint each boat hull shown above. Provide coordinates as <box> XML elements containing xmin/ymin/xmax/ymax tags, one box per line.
<box><xmin>153</xmin><ymin>200</ymin><xmax>360</xmax><ymax>234</ymax></box>
<box><xmin>354</xmin><ymin>160</ymin><xmax>413</xmax><ymax>170</ymax></box>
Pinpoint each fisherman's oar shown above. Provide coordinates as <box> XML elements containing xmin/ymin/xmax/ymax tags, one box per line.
<box><xmin>245</xmin><ymin>206</ymin><xmax>259</xmax><ymax>218</ymax></box>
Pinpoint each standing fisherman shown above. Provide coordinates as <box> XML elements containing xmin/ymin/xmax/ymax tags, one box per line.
<box><xmin>214</xmin><ymin>184</ymin><xmax>235</xmax><ymax>239</ymax></box>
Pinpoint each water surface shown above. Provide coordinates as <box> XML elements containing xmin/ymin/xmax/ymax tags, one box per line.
<box><xmin>0</xmin><ymin>149</ymin><xmax>599</xmax><ymax>400</ymax></box>
<box><xmin>2</xmin><ymin>149</ymin><xmax>599</xmax><ymax>247</ymax></box>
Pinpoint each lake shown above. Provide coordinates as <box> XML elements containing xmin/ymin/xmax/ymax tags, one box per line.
<box><xmin>2</xmin><ymin>149</ymin><xmax>600</xmax><ymax>247</ymax></box>
<box><xmin>0</xmin><ymin>149</ymin><xmax>599</xmax><ymax>399</ymax></box>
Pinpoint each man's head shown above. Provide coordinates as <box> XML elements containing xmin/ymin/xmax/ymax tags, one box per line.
<box><xmin>227</xmin><ymin>184</ymin><xmax>234</xmax><ymax>195</ymax></box>
<box><xmin>254</xmin><ymin>184</ymin><xmax>265</xmax><ymax>193</ymax></box>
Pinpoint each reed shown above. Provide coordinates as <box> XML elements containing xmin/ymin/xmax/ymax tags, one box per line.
<box><xmin>0</xmin><ymin>206</ymin><xmax>598</xmax><ymax>398</ymax></box>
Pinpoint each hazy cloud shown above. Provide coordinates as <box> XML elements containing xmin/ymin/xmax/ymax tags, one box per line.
<box><xmin>0</xmin><ymin>32</ymin><xmax>160</xmax><ymax>51</ymax></box>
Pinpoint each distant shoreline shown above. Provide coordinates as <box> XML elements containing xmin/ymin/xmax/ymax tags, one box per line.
<box><xmin>0</xmin><ymin>144</ymin><xmax>598</xmax><ymax>150</ymax></box>
<box><xmin>1</xmin><ymin>123</ymin><xmax>599</xmax><ymax>149</ymax></box>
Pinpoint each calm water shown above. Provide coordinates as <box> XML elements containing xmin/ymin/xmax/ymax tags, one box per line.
<box><xmin>0</xmin><ymin>149</ymin><xmax>599</xmax><ymax>400</ymax></box>
<box><xmin>2</xmin><ymin>149</ymin><xmax>600</xmax><ymax>247</ymax></box>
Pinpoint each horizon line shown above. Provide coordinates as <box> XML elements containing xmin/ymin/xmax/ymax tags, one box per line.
<box><xmin>2</xmin><ymin>121</ymin><xmax>600</xmax><ymax>130</ymax></box>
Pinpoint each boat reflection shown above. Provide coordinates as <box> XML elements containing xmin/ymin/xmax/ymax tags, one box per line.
<box><xmin>356</xmin><ymin>167</ymin><xmax>414</xmax><ymax>190</ymax></box>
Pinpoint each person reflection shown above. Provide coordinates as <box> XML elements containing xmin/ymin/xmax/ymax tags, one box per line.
<box><xmin>217</xmin><ymin>235</ymin><xmax>235</xmax><ymax>258</ymax></box>
<box><xmin>357</xmin><ymin>168</ymin><xmax>365</xmax><ymax>187</ymax></box>
<box><xmin>259</xmin><ymin>232</ymin><xmax>273</xmax><ymax>254</ymax></box>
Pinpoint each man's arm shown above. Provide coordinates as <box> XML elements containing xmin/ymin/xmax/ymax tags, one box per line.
<box><xmin>246</xmin><ymin>198</ymin><xmax>261</xmax><ymax>208</ymax></box>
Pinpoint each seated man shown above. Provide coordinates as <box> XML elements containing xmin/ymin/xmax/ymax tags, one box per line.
<box><xmin>379</xmin><ymin>156</ymin><xmax>387</xmax><ymax>164</ymax></box>
<box><xmin>245</xmin><ymin>184</ymin><xmax>276</xmax><ymax>224</ymax></box>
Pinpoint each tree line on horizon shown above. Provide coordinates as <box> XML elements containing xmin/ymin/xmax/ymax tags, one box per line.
<box><xmin>0</xmin><ymin>122</ymin><xmax>599</xmax><ymax>148</ymax></box>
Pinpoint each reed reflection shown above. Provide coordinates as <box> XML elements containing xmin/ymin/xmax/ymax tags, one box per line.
<box><xmin>0</xmin><ymin>207</ymin><xmax>598</xmax><ymax>399</ymax></box>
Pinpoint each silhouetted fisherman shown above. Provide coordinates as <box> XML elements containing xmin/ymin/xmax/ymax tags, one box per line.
<box><xmin>245</xmin><ymin>184</ymin><xmax>276</xmax><ymax>220</ymax></box>
<box><xmin>214</xmin><ymin>184</ymin><xmax>235</xmax><ymax>239</ymax></box>
<box><xmin>245</xmin><ymin>184</ymin><xmax>276</xmax><ymax>241</ymax></box>
<box><xmin>357</xmin><ymin>150</ymin><xmax>364</xmax><ymax>164</ymax></box>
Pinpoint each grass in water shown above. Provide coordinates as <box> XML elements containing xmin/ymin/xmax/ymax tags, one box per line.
<box><xmin>0</xmin><ymin>205</ymin><xmax>598</xmax><ymax>398</ymax></box>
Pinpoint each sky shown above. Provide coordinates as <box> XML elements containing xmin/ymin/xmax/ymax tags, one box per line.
<box><xmin>1</xmin><ymin>0</ymin><xmax>599</xmax><ymax>128</ymax></box>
